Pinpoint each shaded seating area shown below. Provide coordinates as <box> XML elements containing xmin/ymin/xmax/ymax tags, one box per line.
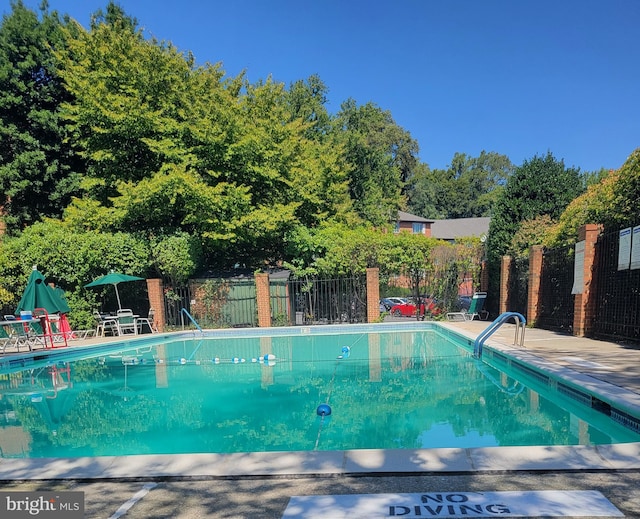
<box><xmin>446</xmin><ymin>292</ymin><xmax>488</xmax><ymax>321</ymax></box>
<box><xmin>92</xmin><ymin>309</ymin><xmax>158</xmax><ymax>337</ymax></box>
<box><xmin>93</xmin><ymin>311</ymin><xmax>119</xmax><ymax>337</ymax></box>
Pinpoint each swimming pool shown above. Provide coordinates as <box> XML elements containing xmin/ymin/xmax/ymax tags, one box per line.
<box><xmin>1</xmin><ymin>324</ymin><xmax>639</xmax><ymax>458</ymax></box>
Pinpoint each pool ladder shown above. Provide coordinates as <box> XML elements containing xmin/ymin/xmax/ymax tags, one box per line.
<box><xmin>473</xmin><ymin>311</ymin><xmax>526</xmax><ymax>358</ymax></box>
<box><xmin>180</xmin><ymin>308</ymin><xmax>204</xmax><ymax>334</ymax></box>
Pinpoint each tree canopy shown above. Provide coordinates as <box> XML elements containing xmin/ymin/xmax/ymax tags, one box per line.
<box><xmin>0</xmin><ymin>0</ymin><xmax>83</xmax><ymax>231</ymax></box>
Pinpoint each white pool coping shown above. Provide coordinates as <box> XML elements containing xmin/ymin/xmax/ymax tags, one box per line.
<box><xmin>1</xmin><ymin>442</ymin><xmax>640</xmax><ymax>480</ymax></box>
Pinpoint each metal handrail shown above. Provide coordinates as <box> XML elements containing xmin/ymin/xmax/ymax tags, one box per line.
<box><xmin>473</xmin><ymin>311</ymin><xmax>526</xmax><ymax>358</ymax></box>
<box><xmin>180</xmin><ymin>308</ymin><xmax>203</xmax><ymax>334</ymax></box>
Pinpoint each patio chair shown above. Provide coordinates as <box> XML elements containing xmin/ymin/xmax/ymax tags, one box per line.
<box><xmin>94</xmin><ymin>311</ymin><xmax>119</xmax><ymax>337</ymax></box>
<box><xmin>116</xmin><ymin>309</ymin><xmax>137</xmax><ymax>335</ymax></box>
<box><xmin>3</xmin><ymin>320</ymin><xmax>36</xmax><ymax>351</ymax></box>
<box><xmin>0</xmin><ymin>324</ymin><xmax>18</xmax><ymax>352</ymax></box>
<box><xmin>31</xmin><ymin>308</ymin><xmax>68</xmax><ymax>348</ymax></box>
<box><xmin>136</xmin><ymin>308</ymin><xmax>157</xmax><ymax>334</ymax></box>
<box><xmin>446</xmin><ymin>292</ymin><xmax>488</xmax><ymax>321</ymax></box>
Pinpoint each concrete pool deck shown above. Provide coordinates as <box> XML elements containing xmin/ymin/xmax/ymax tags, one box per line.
<box><xmin>1</xmin><ymin>320</ymin><xmax>640</xmax><ymax>480</ymax></box>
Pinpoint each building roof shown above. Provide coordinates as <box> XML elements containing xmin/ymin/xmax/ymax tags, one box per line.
<box><xmin>397</xmin><ymin>211</ymin><xmax>434</xmax><ymax>223</ymax></box>
<box><xmin>430</xmin><ymin>217</ymin><xmax>491</xmax><ymax>241</ymax></box>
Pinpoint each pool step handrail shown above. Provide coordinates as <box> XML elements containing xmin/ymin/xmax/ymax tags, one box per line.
<box><xmin>473</xmin><ymin>311</ymin><xmax>526</xmax><ymax>358</ymax></box>
<box><xmin>180</xmin><ymin>308</ymin><xmax>203</xmax><ymax>334</ymax></box>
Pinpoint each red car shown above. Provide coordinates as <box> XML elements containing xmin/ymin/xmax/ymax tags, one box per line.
<box><xmin>390</xmin><ymin>298</ymin><xmax>441</xmax><ymax>317</ymax></box>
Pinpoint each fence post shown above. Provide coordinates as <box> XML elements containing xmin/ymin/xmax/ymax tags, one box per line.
<box><xmin>146</xmin><ymin>278</ymin><xmax>166</xmax><ymax>332</ymax></box>
<box><xmin>499</xmin><ymin>255</ymin><xmax>512</xmax><ymax>314</ymax></box>
<box><xmin>573</xmin><ymin>224</ymin><xmax>603</xmax><ymax>337</ymax></box>
<box><xmin>527</xmin><ymin>245</ymin><xmax>544</xmax><ymax>326</ymax></box>
<box><xmin>255</xmin><ymin>272</ymin><xmax>272</xmax><ymax>327</ymax></box>
<box><xmin>366</xmin><ymin>268</ymin><xmax>380</xmax><ymax>323</ymax></box>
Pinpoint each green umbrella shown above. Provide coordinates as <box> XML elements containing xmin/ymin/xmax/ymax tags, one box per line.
<box><xmin>15</xmin><ymin>267</ymin><xmax>71</xmax><ymax>315</ymax></box>
<box><xmin>85</xmin><ymin>270</ymin><xmax>145</xmax><ymax>310</ymax></box>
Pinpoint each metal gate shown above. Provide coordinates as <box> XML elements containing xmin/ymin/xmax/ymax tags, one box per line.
<box><xmin>508</xmin><ymin>256</ymin><xmax>529</xmax><ymax>318</ymax></box>
<box><xmin>592</xmin><ymin>229</ymin><xmax>640</xmax><ymax>342</ymax></box>
<box><xmin>537</xmin><ymin>245</ymin><xmax>574</xmax><ymax>332</ymax></box>
<box><xmin>285</xmin><ymin>275</ymin><xmax>367</xmax><ymax>325</ymax></box>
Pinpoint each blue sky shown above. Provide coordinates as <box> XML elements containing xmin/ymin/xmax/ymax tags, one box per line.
<box><xmin>3</xmin><ymin>0</ymin><xmax>639</xmax><ymax>173</ymax></box>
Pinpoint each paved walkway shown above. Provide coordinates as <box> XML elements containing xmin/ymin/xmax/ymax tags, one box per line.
<box><xmin>2</xmin><ymin>321</ymin><xmax>640</xmax><ymax>518</ymax></box>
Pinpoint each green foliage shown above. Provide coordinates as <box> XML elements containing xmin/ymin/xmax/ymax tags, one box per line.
<box><xmin>0</xmin><ymin>0</ymin><xmax>83</xmax><ymax>232</ymax></box>
<box><xmin>0</xmin><ymin>220</ymin><xmax>150</xmax><ymax>327</ymax></box>
<box><xmin>547</xmin><ymin>148</ymin><xmax>640</xmax><ymax>247</ymax></box>
<box><xmin>608</xmin><ymin>148</ymin><xmax>640</xmax><ymax>230</ymax></box>
<box><xmin>487</xmin><ymin>152</ymin><xmax>583</xmax><ymax>260</ymax></box>
<box><xmin>509</xmin><ymin>215</ymin><xmax>555</xmax><ymax>258</ymax></box>
<box><xmin>336</xmin><ymin>99</ymin><xmax>418</xmax><ymax>225</ymax></box>
<box><xmin>150</xmin><ymin>232</ymin><xmax>202</xmax><ymax>287</ymax></box>
<box><xmin>197</xmin><ymin>279</ymin><xmax>231</xmax><ymax>328</ymax></box>
<box><xmin>409</xmin><ymin>151</ymin><xmax>513</xmax><ymax>219</ymax></box>
<box><xmin>57</xmin><ymin>7</ymin><xmax>193</xmax><ymax>194</ymax></box>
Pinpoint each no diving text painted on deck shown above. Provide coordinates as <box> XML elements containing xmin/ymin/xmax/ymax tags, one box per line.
<box><xmin>283</xmin><ymin>490</ymin><xmax>623</xmax><ymax>518</ymax></box>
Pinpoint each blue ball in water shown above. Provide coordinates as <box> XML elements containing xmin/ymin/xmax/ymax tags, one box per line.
<box><xmin>316</xmin><ymin>403</ymin><xmax>332</xmax><ymax>416</ymax></box>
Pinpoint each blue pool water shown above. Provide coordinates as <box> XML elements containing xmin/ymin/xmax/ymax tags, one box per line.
<box><xmin>1</xmin><ymin>326</ymin><xmax>639</xmax><ymax>458</ymax></box>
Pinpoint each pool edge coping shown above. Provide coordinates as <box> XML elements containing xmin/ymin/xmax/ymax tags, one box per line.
<box><xmin>1</xmin><ymin>442</ymin><xmax>640</xmax><ymax>480</ymax></box>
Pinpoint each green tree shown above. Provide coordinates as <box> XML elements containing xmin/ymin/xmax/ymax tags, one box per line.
<box><xmin>0</xmin><ymin>0</ymin><xmax>82</xmax><ymax>233</ymax></box>
<box><xmin>285</xmin><ymin>74</ymin><xmax>332</xmax><ymax>140</ymax></box>
<box><xmin>407</xmin><ymin>151</ymin><xmax>513</xmax><ymax>219</ymax></box>
<box><xmin>404</xmin><ymin>162</ymin><xmax>440</xmax><ymax>218</ymax></box>
<box><xmin>335</xmin><ymin>99</ymin><xmax>418</xmax><ymax>225</ymax></box>
<box><xmin>546</xmin><ymin>148</ymin><xmax>639</xmax><ymax>247</ymax></box>
<box><xmin>57</xmin><ymin>3</ymin><xmax>192</xmax><ymax>203</ymax></box>
<box><xmin>607</xmin><ymin>147</ymin><xmax>640</xmax><ymax>230</ymax></box>
<box><xmin>486</xmin><ymin>152</ymin><xmax>584</xmax><ymax>309</ymax></box>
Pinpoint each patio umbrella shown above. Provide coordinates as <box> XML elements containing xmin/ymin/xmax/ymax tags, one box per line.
<box><xmin>84</xmin><ymin>270</ymin><xmax>145</xmax><ymax>310</ymax></box>
<box><xmin>15</xmin><ymin>267</ymin><xmax>71</xmax><ymax>315</ymax></box>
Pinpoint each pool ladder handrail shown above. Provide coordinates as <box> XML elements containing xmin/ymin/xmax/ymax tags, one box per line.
<box><xmin>180</xmin><ymin>308</ymin><xmax>203</xmax><ymax>334</ymax></box>
<box><xmin>473</xmin><ymin>311</ymin><xmax>526</xmax><ymax>358</ymax></box>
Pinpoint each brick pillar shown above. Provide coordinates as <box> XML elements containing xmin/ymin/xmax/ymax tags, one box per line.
<box><xmin>527</xmin><ymin>245</ymin><xmax>544</xmax><ymax>326</ymax></box>
<box><xmin>366</xmin><ymin>268</ymin><xmax>380</xmax><ymax>323</ymax></box>
<box><xmin>499</xmin><ymin>255</ymin><xmax>512</xmax><ymax>314</ymax></box>
<box><xmin>255</xmin><ymin>272</ymin><xmax>271</xmax><ymax>327</ymax></box>
<box><xmin>573</xmin><ymin>224</ymin><xmax>603</xmax><ymax>337</ymax></box>
<box><xmin>146</xmin><ymin>278</ymin><xmax>165</xmax><ymax>332</ymax></box>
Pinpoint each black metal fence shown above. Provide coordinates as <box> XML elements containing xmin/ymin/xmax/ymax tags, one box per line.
<box><xmin>592</xmin><ymin>229</ymin><xmax>640</xmax><ymax>343</ymax></box>
<box><xmin>276</xmin><ymin>275</ymin><xmax>368</xmax><ymax>325</ymax></box>
<box><xmin>538</xmin><ymin>245</ymin><xmax>575</xmax><ymax>332</ymax></box>
<box><xmin>508</xmin><ymin>256</ymin><xmax>529</xmax><ymax>318</ymax></box>
<box><xmin>166</xmin><ymin>274</ymin><xmax>368</xmax><ymax>328</ymax></box>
